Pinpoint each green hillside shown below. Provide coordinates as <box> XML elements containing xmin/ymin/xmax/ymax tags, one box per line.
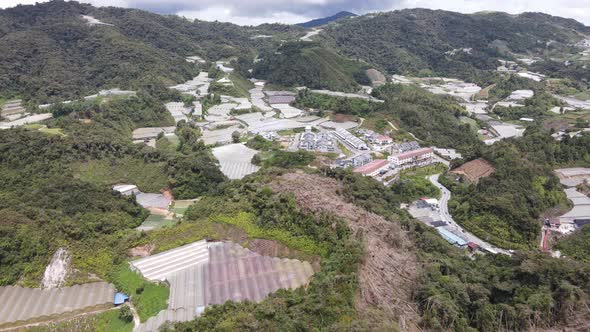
<box><xmin>321</xmin><ymin>9</ymin><xmax>590</xmax><ymax>84</ymax></box>
<box><xmin>253</xmin><ymin>42</ymin><xmax>370</xmax><ymax>92</ymax></box>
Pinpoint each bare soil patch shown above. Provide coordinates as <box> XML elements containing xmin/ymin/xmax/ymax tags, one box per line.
<box><xmin>270</xmin><ymin>172</ymin><xmax>421</xmax><ymax>330</ymax></box>
<box><xmin>248</xmin><ymin>239</ymin><xmax>321</xmax><ymax>271</ymax></box>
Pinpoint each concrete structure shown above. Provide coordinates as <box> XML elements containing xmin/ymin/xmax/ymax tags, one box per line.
<box><xmin>433</xmin><ymin>148</ymin><xmax>462</xmax><ymax>160</ymax></box>
<box><xmin>353</xmin><ymin>159</ymin><xmax>390</xmax><ymax>176</ymax></box>
<box><xmin>389</xmin><ymin>147</ymin><xmax>434</xmax><ymax>169</ymax></box>
<box><xmin>298</xmin><ymin>128</ymin><xmax>335</xmax><ymax>152</ymax></box>
<box><xmin>336</xmin><ymin>153</ymin><xmax>372</xmax><ymax>168</ymax></box>
<box><xmin>333</xmin><ymin>128</ymin><xmax>368</xmax><ymax>150</ymax></box>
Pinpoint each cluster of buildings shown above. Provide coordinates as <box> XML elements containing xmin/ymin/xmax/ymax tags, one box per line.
<box><xmin>356</xmin><ymin>128</ymin><xmax>393</xmax><ymax>150</ymax></box>
<box><xmin>333</xmin><ymin>127</ymin><xmax>368</xmax><ymax>150</ymax></box>
<box><xmin>298</xmin><ymin>127</ymin><xmax>335</xmax><ymax>152</ymax></box>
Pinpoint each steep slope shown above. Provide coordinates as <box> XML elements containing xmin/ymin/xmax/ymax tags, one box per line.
<box><xmin>297</xmin><ymin>11</ymin><xmax>358</xmax><ymax>28</ymax></box>
<box><xmin>322</xmin><ymin>9</ymin><xmax>590</xmax><ymax>83</ymax></box>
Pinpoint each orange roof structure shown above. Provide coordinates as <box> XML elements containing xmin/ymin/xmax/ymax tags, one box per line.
<box><xmin>353</xmin><ymin>159</ymin><xmax>389</xmax><ymax>175</ymax></box>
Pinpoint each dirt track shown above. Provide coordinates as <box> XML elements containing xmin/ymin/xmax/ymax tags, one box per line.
<box><xmin>270</xmin><ymin>172</ymin><xmax>421</xmax><ymax>331</ymax></box>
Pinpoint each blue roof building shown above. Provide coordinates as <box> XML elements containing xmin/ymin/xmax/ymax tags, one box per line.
<box><xmin>114</xmin><ymin>292</ymin><xmax>129</xmax><ymax>305</ymax></box>
<box><xmin>437</xmin><ymin>228</ymin><xmax>468</xmax><ymax>247</ymax></box>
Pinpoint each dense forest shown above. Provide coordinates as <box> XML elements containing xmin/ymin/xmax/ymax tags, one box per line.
<box><xmin>0</xmin><ymin>91</ymin><xmax>225</xmax><ymax>285</ymax></box>
<box><xmin>442</xmin><ymin>129</ymin><xmax>590</xmax><ymax>249</ymax></box>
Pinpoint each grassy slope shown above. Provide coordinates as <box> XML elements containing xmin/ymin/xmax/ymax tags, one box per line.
<box><xmin>111</xmin><ymin>265</ymin><xmax>169</xmax><ymax>322</ymax></box>
<box><xmin>28</xmin><ymin>309</ymin><xmax>133</xmax><ymax>332</ymax></box>
<box><xmin>73</xmin><ymin>158</ymin><xmax>168</xmax><ymax>193</ymax></box>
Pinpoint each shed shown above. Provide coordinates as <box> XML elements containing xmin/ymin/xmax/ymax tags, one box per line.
<box><xmin>467</xmin><ymin>242</ymin><xmax>480</xmax><ymax>251</ymax></box>
<box><xmin>114</xmin><ymin>293</ymin><xmax>129</xmax><ymax>305</ymax></box>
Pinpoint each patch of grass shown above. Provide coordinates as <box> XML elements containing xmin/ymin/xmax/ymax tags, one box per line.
<box><xmin>337</xmin><ymin>141</ymin><xmax>352</xmax><ymax>157</ymax></box>
<box><xmin>39</xmin><ymin>127</ymin><xmax>66</xmax><ymax>137</ymax></box>
<box><xmin>210</xmin><ymin>212</ymin><xmax>327</xmax><ymax>256</ymax></box>
<box><xmin>460</xmin><ymin>116</ymin><xmax>479</xmax><ymax>133</ymax></box>
<box><xmin>140</xmin><ymin>214</ymin><xmax>175</xmax><ymax>229</ymax></box>
<box><xmin>28</xmin><ymin>309</ymin><xmax>133</xmax><ymax>332</ymax></box>
<box><xmin>73</xmin><ymin>157</ymin><xmax>168</xmax><ymax>192</ymax></box>
<box><xmin>400</xmin><ymin>163</ymin><xmax>448</xmax><ymax>178</ymax></box>
<box><xmin>111</xmin><ymin>264</ymin><xmax>169</xmax><ymax>322</ymax></box>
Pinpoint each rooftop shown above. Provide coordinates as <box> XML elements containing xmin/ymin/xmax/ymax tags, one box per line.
<box><xmin>353</xmin><ymin>159</ymin><xmax>389</xmax><ymax>175</ymax></box>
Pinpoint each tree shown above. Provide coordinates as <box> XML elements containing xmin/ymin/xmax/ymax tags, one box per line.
<box><xmin>232</xmin><ymin>131</ymin><xmax>241</xmax><ymax>143</ymax></box>
<box><xmin>119</xmin><ymin>305</ymin><xmax>134</xmax><ymax>323</ymax></box>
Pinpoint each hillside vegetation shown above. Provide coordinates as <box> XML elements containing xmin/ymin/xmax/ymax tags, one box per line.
<box><xmin>253</xmin><ymin>42</ymin><xmax>370</xmax><ymax>92</ymax></box>
<box><xmin>321</xmin><ymin>9</ymin><xmax>589</xmax><ymax>84</ymax></box>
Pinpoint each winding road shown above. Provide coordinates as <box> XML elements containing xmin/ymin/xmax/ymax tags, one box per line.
<box><xmin>429</xmin><ymin>174</ymin><xmax>511</xmax><ymax>256</ymax></box>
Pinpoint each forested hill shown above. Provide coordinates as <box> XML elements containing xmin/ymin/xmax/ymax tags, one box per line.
<box><xmin>0</xmin><ymin>1</ymin><xmax>295</xmax><ymax>103</ymax></box>
<box><xmin>321</xmin><ymin>9</ymin><xmax>590</xmax><ymax>83</ymax></box>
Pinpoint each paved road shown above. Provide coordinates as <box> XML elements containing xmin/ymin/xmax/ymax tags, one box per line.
<box><xmin>429</xmin><ymin>174</ymin><xmax>511</xmax><ymax>256</ymax></box>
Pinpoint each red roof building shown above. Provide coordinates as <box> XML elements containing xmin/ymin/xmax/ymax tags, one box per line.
<box><xmin>353</xmin><ymin>159</ymin><xmax>390</xmax><ymax>176</ymax></box>
<box><xmin>374</xmin><ymin>135</ymin><xmax>393</xmax><ymax>145</ymax></box>
<box><xmin>388</xmin><ymin>147</ymin><xmax>434</xmax><ymax>168</ymax></box>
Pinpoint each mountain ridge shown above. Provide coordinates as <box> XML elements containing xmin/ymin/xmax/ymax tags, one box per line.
<box><xmin>296</xmin><ymin>11</ymin><xmax>358</xmax><ymax>28</ymax></box>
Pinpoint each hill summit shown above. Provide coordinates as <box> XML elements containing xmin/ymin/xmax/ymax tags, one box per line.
<box><xmin>297</xmin><ymin>11</ymin><xmax>357</xmax><ymax>28</ymax></box>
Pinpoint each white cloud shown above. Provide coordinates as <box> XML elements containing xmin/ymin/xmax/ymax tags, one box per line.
<box><xmin>0</xmin><ymin>0</ymin><xmax>589</xmax><ymax>25</ymax></box>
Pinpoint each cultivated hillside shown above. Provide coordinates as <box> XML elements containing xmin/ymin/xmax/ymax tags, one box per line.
<box><xmin>321</xmin><ymin>9</ymin><xmax>590</xmax><ymax>83</ymax></box>
<box><xmin>0</xmin><ymin>1</ymin><xmax>294</xmax><ymax>102</ymax></box>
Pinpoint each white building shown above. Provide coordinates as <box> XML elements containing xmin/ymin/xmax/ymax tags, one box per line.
<box><xmin>389</xmin><ymin>147</ymin><xmax>434</xmax><ymax>169</ymax></box>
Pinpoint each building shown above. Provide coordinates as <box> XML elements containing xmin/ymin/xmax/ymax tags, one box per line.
<box><xmin>433</xmin><ymin>147</ymin><xmax>462</xmax><ymax>160</ymax></box>
<box><xmin>353</xmin><ymin>159</ymin><xmax>390</xmax><ymax>177</ymax></box>
<box><xmin>389</xmin><ymin>147</ymin><xmax>433</xmax><ymax>169</ymax></box>
<box><xmin>374</xmin><ymin>135</ymin><xmax>393</xmax><ymax>145</ymax></box>
<box><xmin>113</xmin><ymin>184</ymin><xmax>139</xmax><ymax>196</ymax></box>
<box><xmin>132</xmin><ymin>127</ymin><xmax>176</xmax><ymax>141</ymax></box>
<box><xmin>398</xmin><ymin>141</ymin><xmax>420</xmax><ymax>153</ymax></box>
<box><xmin>298</xmin><ymin>128</ymin><xmax>335</xmax><ymax>152</ymax></box>
<box><xmin>437</xmin><ymin>228</ymin><xmax>468</xmax><ymax>247</ymax></box>
<box><xmin>336</xmin><ymin>153</ymin><xmax>372</xmax><ymax>168</ymax></box>
<box><xmin>333</xmin><ymin>128</ymin><xmax>368</xmax><ymax>150</ymax></box>
<box><xmin>268</xmin><ymin>95</ymin><xmax>296</xmax><ymax>104</ymax></box>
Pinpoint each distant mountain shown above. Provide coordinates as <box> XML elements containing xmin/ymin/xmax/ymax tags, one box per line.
<box><xmin>297</xmin><ymin>11</ymin><xmax>357</xmax><ymax>28</ymax></box>
<box><xmin>0</xmin><ymin>0</ymin><xmax>291</xmax><ymax>102</ymax></box>
<box><xmin>321</xmin><ymin>9</ymin><xmax>590</xmax><ymax>85</ymax></box>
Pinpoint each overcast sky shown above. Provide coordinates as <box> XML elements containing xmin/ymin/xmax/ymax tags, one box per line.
<box><xmin>1</xmin><ymin>0</ymin><xmax>589</xmax><ymax>26</ymax></box>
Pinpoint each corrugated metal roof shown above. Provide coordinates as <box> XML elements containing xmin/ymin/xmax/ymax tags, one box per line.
<box><xmin>133</xmin><ymin>241</ymin><xmax>315</xmax><ymax>332</ymax></box>
<box><xmin>130</xmin><ymin>240</ymin><xmax>209</xmax><ymax>281</ymax></box>
<box><xmin>0</xmin><ymin>282</ymin><xmax>115</xmax><ymax>328</ymax></box>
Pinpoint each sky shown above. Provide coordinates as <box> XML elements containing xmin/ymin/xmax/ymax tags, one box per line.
<box><xmin>1</xmin><ymin>0</ymin><xmax>589</xmax><ymax>26</ymax></box>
